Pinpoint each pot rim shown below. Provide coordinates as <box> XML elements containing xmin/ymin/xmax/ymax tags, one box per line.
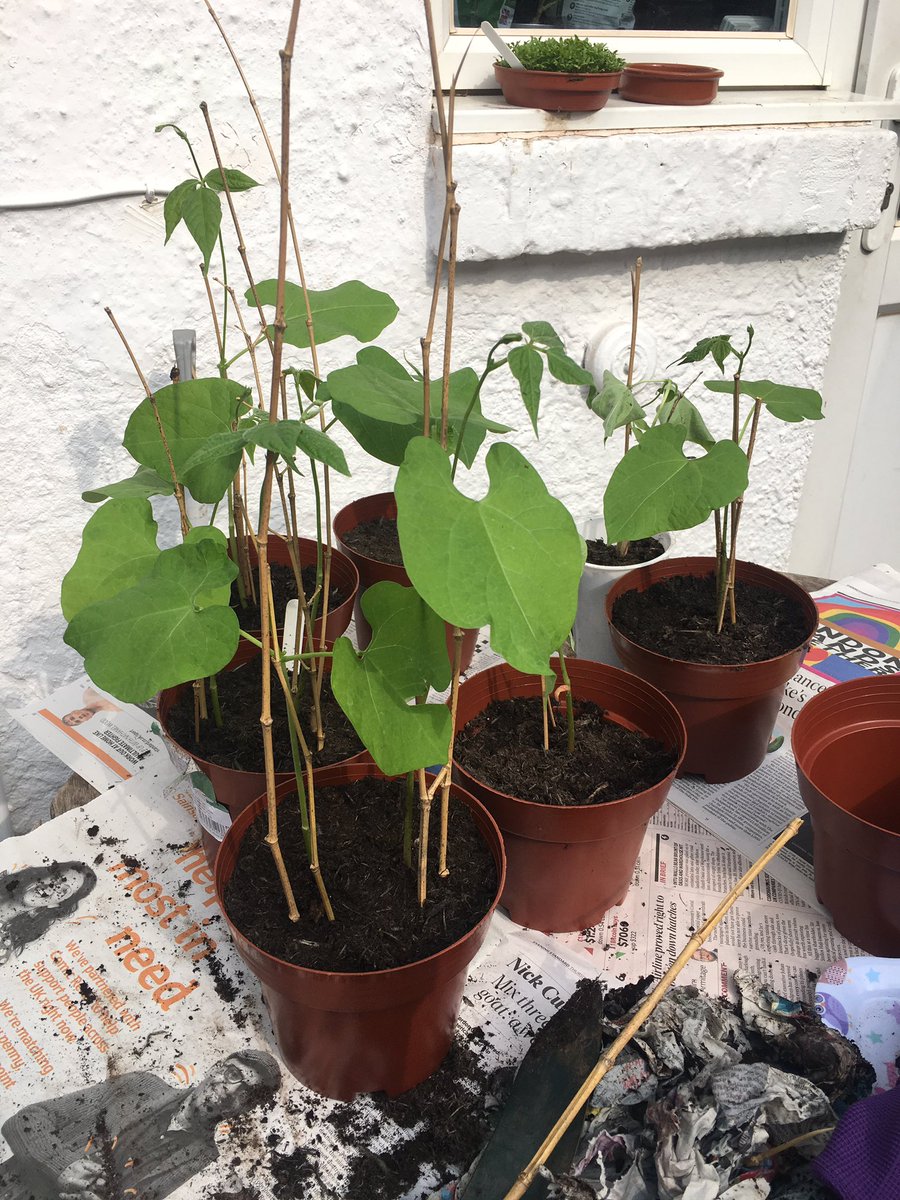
<box><xmin>214</xmin><ymin>772</ymin><xmax>506</xmax><ymax>985</ymax></box>
<box><xmin>580</xmin><ymin>519</ymin><xmax>674</xmax><ymax>579</ymax></box>
<box><xmin>622</xmin><ymin>62</ymin><xmax>724</xmax><ymax>80</ymax></box>
<box><xmin>493</xmin><ymin>63</ymin><xmax>623</xmax><ymax>83</ymax></box>
<box><xmin>455</xmin><ymin>657</ymin><xmax>686</xmax><ymax>816</ymax></box>
<box><xmin>606</xmin><ymin>556</ymin><xmax>819</xmax><ymax>672</ymax></box>
<box><xmin>333</xmin><ymin>491</ymin><xmax>406</xmax><ymax>576</ymax></box>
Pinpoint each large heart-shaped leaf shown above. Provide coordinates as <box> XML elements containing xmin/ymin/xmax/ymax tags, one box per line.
<box><xmin>331</xmin><ymin>582</ymin><xmax>452</xmax><ymax>776</ymax></box>
<box><xmin>64</xmin><ymin>540</ymin><xmax>239</xmax><ymax>702</ymax></box>
<box><xmin>61</xmin><ymin>499</ymin><xmax>161</xmax><ymax>621</ymax></box>
<box><xmin>604</xmin><ymin>424</ymin><xmax>749</xmax><ymax>544</ymax></box>
<box><xmin>395</xmin><ymin>438</ymin><xmax>585</xmax><ymax>677</ymax></box>
<box><xmin>329</xmin><ymin>348</ymin><xmax>510</xmax><ymax>468</ymax></box>
<box><xmin>587</xmin><ymin>371</ymin><xmax>645</xmax><ymax>441</ymax></box>
<box><xmin>252</xmin><ymin>279</ymin><xmax>399</xmax><ymax>348</ymax></box>
<box><xmin>82</xmin><ymin>465</ymin><xmax>175</xmax><ymax>504</ymax></box>
<box><xmin>704</xmin><ymin>379</ymin><xmax>823</xmax><ymax>423</ymax></box>
<box><xmin>123</xmin><ymin>378</ymin><xmax>252</xmax><ymax>504</ymax></box>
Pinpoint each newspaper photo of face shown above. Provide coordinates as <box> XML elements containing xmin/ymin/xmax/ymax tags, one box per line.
<box><xmin>0</xmin><ymin>1050</ymin><xmax>280</xmax><ymax>1200</ymax></box>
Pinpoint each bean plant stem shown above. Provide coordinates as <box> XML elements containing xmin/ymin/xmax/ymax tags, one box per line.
<box><xmin>438</xmin><ymin>627</ymin><xmax>465</xmax><ymax>877</ymax></box>
<box><xmin>256</xmin><ymin>0</ymin><xmax>303</xmax><ymax>924</ymax></box>
<box><xmin>617</xmin><ymin>256</ymin><xmax>642</xmax><ymax>558</ymax></box>
<box><xmin>557</xmin><ymin>650</ymin><xmax>575</xmax><ymax>754</ymax></box>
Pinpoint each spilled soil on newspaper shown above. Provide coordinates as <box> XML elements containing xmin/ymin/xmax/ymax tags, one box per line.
<box><xmin>611</xmin><ymin>572</ymin><xmax>810</xmax><ymax>664</ymax></box>
<box><xmin>223</xmin><ymin>776</ymin><xmax>497</xmax><ymax>971</ymax></box>
<box><xmin>455</xmin><ymin>697</ymin><xmax>677</xmax><ymax>805</ymax></box>
<box><xmin>163</xmin><ymin>655</ymin><xmax>364</xmax><ymax>773</ymax></box>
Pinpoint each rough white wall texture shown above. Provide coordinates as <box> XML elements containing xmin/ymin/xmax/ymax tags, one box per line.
<box><xmin>444</xmin><ymin>127</ymin><xmax>896</xmax><ymax>260</ymax></box>
<box><xmin>0</xmin><ymin>0</ymin><xmax>887</xmax><ymax>831</ymax></box>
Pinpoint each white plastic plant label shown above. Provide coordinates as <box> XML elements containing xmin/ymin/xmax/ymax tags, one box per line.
<box><xmin>188</xmin><ymin>770</ymin><xmax>233</xmax><ymax>842</ymax></box>
<box><xmin>281</xmin><ymin>599</ymin><xmax>306</xmax><ymax>659</ymax></box>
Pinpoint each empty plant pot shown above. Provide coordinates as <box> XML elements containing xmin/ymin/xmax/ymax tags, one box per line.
<box><xmin>793</xmin><ymin>676</ymin><xmax>900</xmax><ymax>955</ymax></box>
<box><xmin>454</xmin><ymin>658</ymin><xmax>685</xmax><ymax>933</ymax></box>
<box><xmin>494</xmin><ymin>64</ymin><xmax>622</xmax><ymax>112</ymax></box>
<box><xmin>334</xmin><ymin>491</ymin><xmax>479</xmax><ymax>671</ymax></box>
<box><xmin>214</xmin><ymin>759</ymin><xmax>506</xmax><ymax>1100</ymax></box>
<box><xmin>607</xmin><ymin>558</ymin><xmax>818</xmax><ymax>784</ymax></box>
<box><xmin>619</xmin><ymin>62</ymin><xmax>724</xmax><ymax>105</ymax></box>
<box><xmin>573</xmin><ymin>519</ymin><xmax>674</xmax><ymax>665</ymax></box>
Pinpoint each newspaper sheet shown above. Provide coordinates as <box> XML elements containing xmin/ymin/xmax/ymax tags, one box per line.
<box><xmin>665</xmin><ymin>562</ymin><xmax>900</xmax><ymax>903</ymax></box>
<box><xmin>4</xmin><ymin>562</ymin><xmax>885</xmax><ymax>1199</ymax></box>
<box><xmin>0</xmin><ymin>773</ymin><xmax>858</xmax><ymax>1200</ymax></box>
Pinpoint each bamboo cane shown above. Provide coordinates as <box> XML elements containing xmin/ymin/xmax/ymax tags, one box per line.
<box><xmin>502</xmin><ymin>816</ymin><xmax>805</xmax><ymax>1200</ymax></box>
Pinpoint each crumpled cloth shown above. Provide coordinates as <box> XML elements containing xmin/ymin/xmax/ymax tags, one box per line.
<box><xmin>435</xmin><ymin>974</ymin><xmax>874</xmax><ymax>1200</ymax></box>
<box><xmin>811</xmin><ymin>1083</ymin><xmax>900</xmax><ymax>1199</ymax></box>
<box><xmin>547</xmin><ymin>974</ymin><xmax>873</xmax><ymax>1200</ymax></box>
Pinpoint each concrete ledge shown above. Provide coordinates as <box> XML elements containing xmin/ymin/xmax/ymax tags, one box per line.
<box><xmin>438</xmin><ymin>125</ymin><xmax>896</xmax><ymax>260</ymax></box>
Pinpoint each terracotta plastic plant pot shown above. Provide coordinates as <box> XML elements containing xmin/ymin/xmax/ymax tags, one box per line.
<box><xmin>214</xmin><ymin>758</ymin><xmax>506</xmax><ymax>1101</ymax></box>
<box><xmin>792</xmin><ymin>677</ymin><xmax>900</xmax><ymax>955</ymax></box>
<box><xmin>241</xmin><ymin>533</ymin><xmax>359</xmax><ymax>646</ymax></box>
<box><xmin>454</xmin><ymin>658</ymin><xmax>685</xmax><ymax>933</ymax></box>
<box><xmin>494</xmin><ymin>63</ymin><xmax>622</xmax><ymax>113</ymax></box>
<box><xmin>158</xmin><ymin>641</ymin><xmax>369</xmax><ymax>867</ymax></box>
<box><xmin>573</xmin><ymin>519</ymin><xmax>675</xmax><ymax>665</ymax></box>
<box><xmin>607</xmin><ymin>558</ymin><xmax>818</xmax><ymax>785</ymax></box>
<box><xmin>619</xmin><ymin>63</ymin><xmax>724</xmax><ymax>106</ymax></box>
<box><xmin>333</xmin><ymin>491</ymin><xmax>479</xmax><ymax>671</ymax></box>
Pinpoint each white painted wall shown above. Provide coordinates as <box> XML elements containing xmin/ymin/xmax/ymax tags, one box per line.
<box><xmin>0</xmin><ymin>0</ymin><xmax>892</xmax><ymax>832</ymax></box>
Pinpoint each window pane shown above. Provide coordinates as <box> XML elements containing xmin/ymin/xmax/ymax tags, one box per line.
<box><xmin>454</xmin><ymin>0</ymin><xmax>789</xmax><ymax>32</ymax></box>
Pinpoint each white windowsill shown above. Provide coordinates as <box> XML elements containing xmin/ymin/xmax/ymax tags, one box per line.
<box><xmin>440</xmin><ymin>90</ymin><xmax>900</xmax><ymax>139</ymax></box>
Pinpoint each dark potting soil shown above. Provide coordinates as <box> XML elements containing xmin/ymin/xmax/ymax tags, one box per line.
<box><xmin>611</xmin><ymin>572</ymin><xmax>811</xmax><ymax>665</ymax></box>
<box><xmin>330</xmin><ymin>1033</ymin><xmax>511</xmax><ymax>1200</ymax></box>
<box><xmin>223</xmin><ymin>776</ymin><xmax>498</xmax><ymax>972</ymax></box>
<box><xmin>164</xmin><ymin>657</ymin><xmax>364</xmax><ymax>773</ymax></box>
<box><xmin>230</xmin><ymin>562</ymin><xmax>348</xmax><ymax>631</ymax></box>
<box><xmin>341</xmin><ymin>515</ymin><xmax>404</xmax><ymax>567</ymax></box>
<box><xmin>454</xmin><ymin>696</ymin><xmax>677</xmax><ymax>806</ymax></box>
<box><xmin>586</xmin><ymin>535</ymin><xmax>664</xmax><ymax>567</ymax></box>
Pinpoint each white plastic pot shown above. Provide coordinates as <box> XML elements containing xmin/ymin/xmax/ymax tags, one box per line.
<box><xmin>573</xmin><ymin>518</ymin><xmax>674</xmax><ymax>665</ymax></box>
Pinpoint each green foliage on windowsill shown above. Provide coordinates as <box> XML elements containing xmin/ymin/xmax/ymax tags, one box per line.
<box><xmin>503</xmin><ymin>36</ymin><xmax>625</xmax><ymax>74</ymax></box>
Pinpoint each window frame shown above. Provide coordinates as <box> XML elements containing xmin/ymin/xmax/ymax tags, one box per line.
<box><xmin>438</xmin><ymin>0</ymin><xmax>866</xmax><ymax>92</ymax></box>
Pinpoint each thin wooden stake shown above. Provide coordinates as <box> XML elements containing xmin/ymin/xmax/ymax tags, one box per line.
<box><xmin>104</xmin><ymin>307</ymin><xmax>190</xmax><ymax>539</ymax></box>
<box><xmin>502</xmin><ymin>817</ymin><xmax>805</xmax><ymax>1200</ymax></box>
<box><xmin>438</xmin><ymin>626</ymin><xmax>465</xmax><ymax>876</ymax></box>
<box><xmin>266</xmin><ymin>570</ymin><xmax>334</xmax><ymax>922</ymax></box>
<box><xmin>256</xmin><ymin>0</ymin><xmax>303</xmax><ymax>923</ymax></box>
<box><xmin>417</xmin><ymin>768</ymin><xmax>432</xmax><ymax>907</ymax></box>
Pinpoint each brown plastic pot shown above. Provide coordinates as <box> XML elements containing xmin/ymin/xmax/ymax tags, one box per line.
<box><xmin>607</xmin><ymin>558</ymin><xmax>818</xmax><ymax>785</ymax></box>
<box><xmin>214</xmin><ymin>758</ymin><xmax>506</xmax><ymax>1100</ymax></box>
<box><xmin>454</xmin><ymin>658</ymin><xmax>685</xmax><ymax>933</ymax></box>
<box><xmin>792</xmin><ymin>676</ymin><xmax>900</xmax><ymax>955</ymax></box>
<box><xmin>333</xmin><ymin>492</ymin><xmax>479</xmax><ymax>671</ymax></box>
<box><xmin>158</xmin><ymin>641</ymin><xmax>369</xmax><ymax>867</ymax></box>
<box><xmin>240</xmin><ymin>533</ymin><xmax>359</xmax><ymax>646</ymax></box>
<box><xmin>494</xmin><ymin>63</ymin><xmax>622</xmax><ymax>112</ymax></box>
<box><xmin>619</xmin><ymin>62</ymin><xmax>723</xmax><ymax>106</ymax></box>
